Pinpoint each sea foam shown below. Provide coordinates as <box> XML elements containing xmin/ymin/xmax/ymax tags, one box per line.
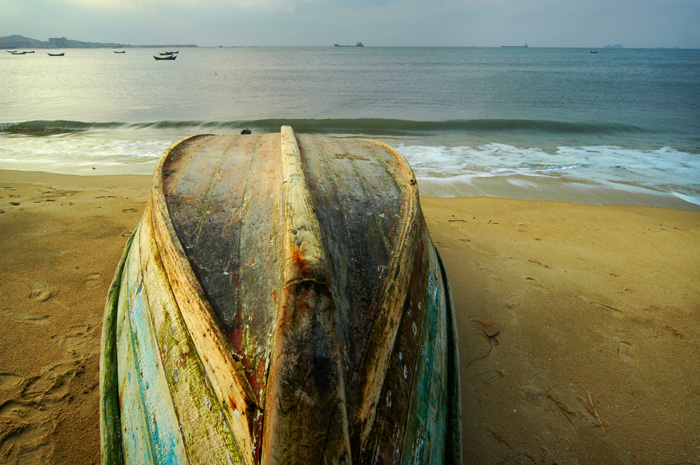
<box><xmin>398</xmin><ymin>143</ymin><xmax>700</xmax><ymax>197</ymax></box>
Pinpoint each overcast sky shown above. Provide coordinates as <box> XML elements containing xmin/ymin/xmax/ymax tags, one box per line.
<box><xmin>2</xmin><ymin>0</ymin><xmax>699</xmax><ymax>48</ymax></box>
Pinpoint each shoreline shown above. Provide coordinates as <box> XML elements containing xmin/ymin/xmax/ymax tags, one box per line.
<box><xmin>1</xmin><ymin>169</ymin><xmax>698</xmax><ymax>464</ymax></box>
<box><xmin>4</xmin><ymin>167</ymin><xmax>699</xmax><ymax>212</ymax></box>
<box><xmin>418</xmin><ymin>174</ymin><xmax>700</xmax><ymax>211</ymax></box>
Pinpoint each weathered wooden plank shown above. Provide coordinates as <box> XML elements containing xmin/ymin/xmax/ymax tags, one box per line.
<box><xmin>287</xmin><ymin>133</ymin><xmax>426</xmax><ymax>458</ymax></box>
<box><xmin>100</xmin><ymin>231</ymin><xmax>134</xmax><ymax>465</ymax></box>
<box><xmin>348</xmin><ymin>152</ymin><xmax>421</xmax><ymax>457</ymax></box>
<box><xmin>165</xmin><ymin>135</ymin><xmax>261</xmax><ymax>328</ymax></box>
<box><xmin>426</xmin><ymin>258</ymin><xmax>450</xmax><ymax>465</ymax></box>
<box><xmin>116</xmin><ymin>232</ymin><xmax>156</xmax><ymax>465</ymax></box>
<box><xmin>357</xmin><ymin>234</ymin><xmax>429</xmax><ymax>463</ymax></box>
<box><xmin>260</xmin><ymin>126</ymin><xmax>352</xmax><ymax>464</ymax></box>
<box><xmin>400</xmin><ymin>242</ymin><xmax>448</xmax><ymax>465</ymax></box>
<box><xmin>279</xmin><ymin>126</ymin><xmax>328</xmax><ymax>284</ymax></box>
<box><xmin>122</xmin><ymin>258</ymin><xmax>189</xmax><ymax>464</ymax></box>
<box><xmin>138</xmin><ymin>202</ymin><xmax>246</xmax><ymax>464</ymax></box>
<box><xmin>235</xmin><ymin>134</ymin><xmax>285</xmax><ymax>403</ymax></box>
<box><xmin>163</xmin><ymin>135</ymin><xmax>242</xmax><ymax>201</ymax></box>
<box><xmin>151</xmin><ymin>140</ymin><xmax>259</xmax><ymax>463</ymax></box>
<box><xmin>296</xmin><ymin>135</ymin><xmax>401</xmax><ymax>370</ymax></box>
<box><xmin>293</xmin><ymin>135</ymin><xmax>360</xmax><ymax>369</ymax></box>
<box><xmin>164</xmin><ymin>134</ymin><xmax>284</xmax><ymax>403</ymax></box>
<box><xmin>437</xmin><ymin>248</ymin><xmax>463</xmax><ymax>464</ymax></box>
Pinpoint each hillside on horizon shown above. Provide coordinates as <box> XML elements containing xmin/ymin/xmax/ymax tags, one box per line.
<box><xmin>0</xmin><ymin>34</ymin><xmax>125</xmax><ymax>49</ymax></box>
<box><xmin>0</xmin><ymin>34</ymin><xmax>198</xmax><ymax>49</ymax></box>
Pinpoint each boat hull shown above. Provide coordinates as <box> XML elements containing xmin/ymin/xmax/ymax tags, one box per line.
<box><xmin>100</xmin><ymin>126</ymin><xmax>461</xmax><ymax>464</ymax></box>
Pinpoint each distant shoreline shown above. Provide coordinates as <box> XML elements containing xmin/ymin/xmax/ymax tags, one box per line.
<box><xmin>111</xmin><ymin>45</ymin><xmax>199</xmax><ymax>49</ymax></box>
<box><xmin>2</xmin><ymin>35</ymin><xmax>697</xmax><ymax>50</ymax></box>
<box><xmin>0</xmin><ymin>34</ymin><xmax>198</xmax><ymax>49</ymax></box>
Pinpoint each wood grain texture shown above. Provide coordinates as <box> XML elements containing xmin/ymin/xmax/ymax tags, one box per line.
<box><xmin>260</xmin><ymin>127</ymin><xmax>352</xmax><ymax>464</ymax></box>
<box><xmin>151</xmin><ymin>135</ymin><xmax>259</xmax><ymax>462</ymax></box>
<box><xmin>138</xmin><ymin>203</ymin><xmax>245</xmax><ymax>464</ymax></box>
<box><xmin>116</xmin><ymin>225</ymin><xmax>188</xmax><ymax>464</ymax></box>
<box><xmin>100</xmin><ymin>231</ymin><xmax>133</xmax><ymax>465</ymax></box>
<box><xmin>100</xmin><ymin>127</ymin><xmax>461</xmax><ymax>464</ymax></box>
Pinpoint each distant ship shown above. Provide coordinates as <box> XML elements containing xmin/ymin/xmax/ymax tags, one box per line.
<box><xmin>334</xmin><ymin>42</ymin><xmax>364</xmax><ymax>47</ymax></box>
<box><xmin>501</xmin><ymin>44</ymin><xmax>529</xmax><ymax>48</ymax></box>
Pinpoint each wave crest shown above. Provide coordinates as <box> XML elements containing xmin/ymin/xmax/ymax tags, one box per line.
<box><xmin>1</xmin><ymin>118</ymin><xmax>650</xmax><ymax>137</ymax></box>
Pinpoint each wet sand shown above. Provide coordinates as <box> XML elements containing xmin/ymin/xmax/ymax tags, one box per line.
<box><xmin>0</xmin><ymin>169</ymin><xmax>698</xmax><ymax>464</ymax></box>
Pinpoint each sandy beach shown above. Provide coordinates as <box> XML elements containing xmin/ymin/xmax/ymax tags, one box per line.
<box><xmin>0</xmin><ymin>169</ymin><xmax>698</xmax><ymax>464</ymax></box>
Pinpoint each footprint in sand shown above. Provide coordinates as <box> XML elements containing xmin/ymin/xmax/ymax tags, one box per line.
<box><xmin>505</xmin><ymin>295</ymin><xmax>522</xmax><ymax>309</ymax></box>
<box><xmin>0</xmin><ymin>372</ymin><xmax>57</xmax><ymax>463</ymax></box>
<box><xmin>28</xmin><ymin>283</ymin><xmax>53</xmax><ymax>302</ymax></box>
<box><xmin>0</xmin><ymin>315</ymin><xmax>102</xmax><ymax>463</ymax></box>
<box><xmin>520</xmin><ymin>374</ymin><xmax>549</xmax><ymax>407</ymax></box>
<box><xmin>0</xmin><ymin>404</ymin><xmax>55</xmax><ymax>463</ymax></box>
<box><xmin>0</xmin><ymin>373</ymin><xmax>24</xmax><ymax>390</ymax></box>
<box><xmin>475</xmin><ymin>369</ymin><xmax>504</xmax><ymax>391</ymax></box>
<box><xmin>1</xmin><ymin>308</ymin><xmax>49</xmax><ymax>324</ymax></box>
<box><xmin>85</xmin><ymin>272</ymin><xmax>102</xmax><ymax>288</ymax></box>
<box><xmin>617</xmin><ymin>341</ymin><xmax>638</xmax><ymax>365</ymax></box>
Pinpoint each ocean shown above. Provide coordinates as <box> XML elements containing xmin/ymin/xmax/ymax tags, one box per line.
<box><xmin>1</xmin><ymin>46</ymin><xmax>699</xmax><ymax>208</ymax></box>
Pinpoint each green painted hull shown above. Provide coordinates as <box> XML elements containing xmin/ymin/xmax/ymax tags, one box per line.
<box><xmin>100</xmin><ymin>126</ymin><xmax>461</xmax><ymax>464</ymax></box>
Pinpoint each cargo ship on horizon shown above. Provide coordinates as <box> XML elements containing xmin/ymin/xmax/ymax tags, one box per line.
<box><xmin>334</xmin><ymin>41</ymin><xmax>364</xmax><ymax>47</ymax></box>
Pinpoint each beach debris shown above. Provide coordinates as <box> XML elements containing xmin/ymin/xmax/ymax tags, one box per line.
<box><xmin>616</xmin><ymin>341</ymin><xmax>638</xmax><ymax>365</ymax></box>
<box><xmin>466</xmin><ymin>325</ymin><xmax>501</xmax><ymax>368</ymax></box>
<box><xmin>586</xmin><ymin>390</ymin><xmax>609</xmax><ymax>431</ymax></box>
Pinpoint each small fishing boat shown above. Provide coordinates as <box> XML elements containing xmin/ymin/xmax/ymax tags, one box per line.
<box><xmin>48</xmin><ymin>52</ymin><xmax>65</xmax><ymax>56</ymax></box>
<box><xmin>114</xmin><ymin>50</ymin><xmax>126</xmax><ymax>54</ymax></box>
<box><xmin>100</xmin><ymin>126</ymin><xmax>461</xmax><ymax>464</ymax></box>
<box><xmin>153</xmin><ymin>54</ymin><xmax>177</xmax><ymax>60</ymax></box>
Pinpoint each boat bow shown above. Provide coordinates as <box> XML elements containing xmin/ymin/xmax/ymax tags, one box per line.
<box><xmin>100</xmin><ymin>126</ymin><xmax>461</xmax><ymax>464</ymax></box>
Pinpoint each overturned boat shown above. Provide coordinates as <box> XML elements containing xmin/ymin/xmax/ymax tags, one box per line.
<box><xmin>100</xmin><ymin>126</ymin><xmax>461</xmax><ymax>464</ymax></box>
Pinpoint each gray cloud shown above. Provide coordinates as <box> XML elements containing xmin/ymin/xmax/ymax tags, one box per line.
<box><xmin>2</xmin><ymin>0</ymin><xmax>698</xmax><ymax>47</ymax></box>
